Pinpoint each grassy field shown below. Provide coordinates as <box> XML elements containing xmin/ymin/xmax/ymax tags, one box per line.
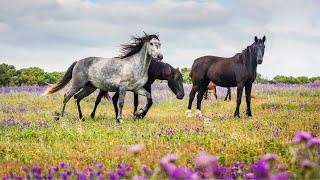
<box><xmin>0</xmin><ymin>83</ymin><xmax>319</xmax><ymax>179</ymax></box>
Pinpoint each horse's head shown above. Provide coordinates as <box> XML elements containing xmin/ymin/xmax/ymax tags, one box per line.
<box><xmin>165</xmin><ymin>67</ymin><xmax>185</xmax><ymax>99</ymax></box>
<box><xmin>145</xmin><ymin>32</ymin><xmax>163</xmax><ymax>61</ymax></box>
<box><xmin>117</xmin><ymin>32</ymin><xmax>163</xmax><ymax>61</ymax></box>
<box><xmin>253</xmin><ymin>36</ymin><xmax>266</xmax><ymax>64</ymax></box>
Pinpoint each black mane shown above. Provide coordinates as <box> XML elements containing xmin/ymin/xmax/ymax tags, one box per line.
<box><xmin>116</xmin><ymin>33</ymin><xmax>159</xmax><ymax>59</ymax></box>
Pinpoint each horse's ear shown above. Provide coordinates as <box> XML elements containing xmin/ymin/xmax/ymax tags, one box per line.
<box><xmin>254</xmin><ymin>36</ymin><xmax>258</xmax><ymax>43</ymax></box>
<box><xmin>155</xmin><ymin>32</ymin><xmax>160</xmax><ymax>38</ymax></box>
<box><xmin>262</xmin><ymin>36</ymin><xmax>266</xmax><ymax>43</ymax></box>
<box><xmin>143</xmin><ymin>31</ymin><xmax>148</xmax><ymax>36</ymax></box>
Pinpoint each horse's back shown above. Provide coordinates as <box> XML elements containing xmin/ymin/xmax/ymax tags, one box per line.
<box><xmin>191</xmin><ymin>55</ymin><xmax>238</xmax><ymax>87</ymax></box>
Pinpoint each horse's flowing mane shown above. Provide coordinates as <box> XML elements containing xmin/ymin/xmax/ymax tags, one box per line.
<box><xmin>240</xmin><ymin>43</ymin><xmax>254</xmax><ymax>63</ymax></box>
<box><xmin>116</xmin><ymin>33</ymin><xmax>159</xmax><ymax>59</ymax></box>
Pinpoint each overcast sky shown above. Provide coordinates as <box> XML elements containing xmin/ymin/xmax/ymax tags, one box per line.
<box><xmin>0</xmin><ymin>0</ymin><xmax>319</xmax><ymax>78</ymax></box>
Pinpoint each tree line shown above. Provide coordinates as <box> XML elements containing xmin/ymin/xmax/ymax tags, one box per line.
<box><xmin>0</xmin><ymin>63</ymin><xmax>319</xmax><ymax>86</ymax></box>
<box><xmin>0</xmin><ymin>63</ymin><xmax>64</xmax><ymax>86</ymax></box>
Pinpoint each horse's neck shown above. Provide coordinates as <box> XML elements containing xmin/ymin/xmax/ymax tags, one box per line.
<box><xmin>243</xmin><ymin>47</ymin><xmax>257</xmax><ymax>77</ymax></box>
<box><xmin>150</xmin><ymin>61</ymin><xmax>169</xmax><ymax>80</ymax></box>
<box><xmin>132</xmin><ymin>44</ymin><xmax>152</xmax><ymax>78</ymax></box>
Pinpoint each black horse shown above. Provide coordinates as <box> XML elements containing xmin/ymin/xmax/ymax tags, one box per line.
<box><xmin>186</xmin><ymin>36</ymin><xmax>266</xmax><ymax>118</ymax></box>
<box><xmin>90</xmin><ymin>60</ymin><xmax>185</xmax><ymax>119</ymax></box>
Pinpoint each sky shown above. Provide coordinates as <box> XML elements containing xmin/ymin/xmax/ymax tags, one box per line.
<box><xmin>0</xmin><ymin>0</ymin><xmax>319</xmax><ymax>78</ymax></box>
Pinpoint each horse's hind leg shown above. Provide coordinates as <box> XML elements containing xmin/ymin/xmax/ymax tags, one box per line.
<box><xmin>57</xmin><ymin>86</ymin><xmax>81</xmax><ymax>120</ymax></box>
<box><xmin>224</xmin><ymin>87</ymin><xmax>231</xmax><ymax>101</ymax></box>
<box><xmin>112</xmin><ymin>92</ymin><xmax>120</xmax><ymax>119</ymax></box>
<box><xmin>133</xmin><ymin>93</ymin><xmax>139</xmax><ymax>115</ymax></box>
<box><xmin>91</xmin><ymin>90</ymin><xmax>107</xmax><ymax>119</ymax></box>
<box><xmin>186</xmin><ymin>85</ymin><xmax>199</xmax><ymax>118</ymax></box>
<box><xmin>195</xmin><ymin>85</ymin><xmax>207</xmax><ymax>118</ymax></box>
<box><xmin>74</xmin><ymin>84</ymin><xmax>96</xmax><ymax>120</ymax></box>
<box><xmin>116</xmin><ymin>87</ymin><xmax>126</xmax><ymax>123</ymax></box>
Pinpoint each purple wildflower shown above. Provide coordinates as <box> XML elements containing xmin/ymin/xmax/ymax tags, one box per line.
<box><xmin>293</xmin><ymin>131</ymin><xmax>313</xmax><ymax>143</ymax></box>
<box><xmin>262</xmin><ymin>153</ymin><xmax>279</xmax><ymax>162</ymax></box>
<box><xmin>251</xmin><ymin>160</ymin><xmax>269</xmax><ymax>179</ymax></box>
<box><xmin>301</xmin><ymin>159</ymin><xmax>313</xmax><ymax>169</ymax></box>
<box><xmin>171</xmin><ymin>167</ymin><xmax>193</xmax><ymax>179</ymax></box>
<box><xmin>60</xmin><ymin>162</ymin><xmax>67</xmax><ymax>169</ymax></box>
<box><xmin>77</xmin><ymin>172</ymin><xmax>87</xmax><ymax>180</ymax></box>
<box><xmin>160</xmin><ymin>154</ymin><xmax>179</xmax><ymax>163</ymax></box>
<box><xmin>270</xmin><ymin>172</ymin><xmax>289</xmax><ymax>180</ymax></box>
<box><xmin>195</xmin><ymin>151</ymin><xmax>218</xmax><ymax>168</ymax></box>
<box><xmin>52</xmin><ymin>166</ymin><xmax>59</xmax><ymax>173</ymax></box>
<box><xmin>117</xmin><ymin>169</ymin><xmax>127</xmax><ymax>177</ymax></box>
<box><xmin>277</xmin><ymin>164</ymin><xmax>288</xmax><ymax>171</ymax></box>
<box><xmin>142</xmin><ymin>165</ymin><xmax>154</xmax><ymax>177</ymax></box>
<box><xmin>107</xmin><ymin>172</ymin><xmax>118</xmax><ymax>180</ymax></box>
<box><xmin>129</xmin><ymin>144</ymin><xmax>144</xmax><ymax>154</ymax></box>
<box><xmin>132</xmin><ymin>175</ymin><xmax>147</xmax><ymax>180</ymax></box>
<box><xmin>32</xmin><ymin>167</ymin><xmax>42</xmax><ymax>175</ymax></box>
<box><xmin>160</xmin><ymin>161</ymin><xmax>176</xmax><ymax>175</ymax></box>
<box><xmin>307</xmin><ymin>137</ymin><xmax>320</xmax><ymax>148</ymax></box>
<box><xmin>60</xmin><ymin>171</ymin><xmax>68</xmax><ymax>180</ymax></box>
<box><xmin>245</xmin><ymin>172</ymin><xmax>255</xmax><ymax>179</ymax></box>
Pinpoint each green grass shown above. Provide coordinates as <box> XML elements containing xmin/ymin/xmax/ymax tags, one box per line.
<box><xmin>0</xmin><ymin>89</ymin><xmax>319</xmax><ymax>177</ymax></box>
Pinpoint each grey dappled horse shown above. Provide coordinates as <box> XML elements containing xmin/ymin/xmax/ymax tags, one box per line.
<box><xmin>44</xmin><ymin>33</ymin><xmax>163</xmax><ymax>122</ymax></box>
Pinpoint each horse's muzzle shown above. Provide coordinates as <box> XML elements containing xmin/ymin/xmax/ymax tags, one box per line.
<box><xmin>177</xmin><ymin>94</ymin><xmax>184</xmax><ymax>99</ymax></box>
<box><xmin>156</xmin><ymin>54</ymin><xmax>163</xmax><ymax>61</ymax></box>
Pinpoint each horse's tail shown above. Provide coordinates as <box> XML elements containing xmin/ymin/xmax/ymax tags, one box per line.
<box><xmin>43</xmin><ymin>61</ymin><xmax>77</xmax><ymax>95</ymax></box>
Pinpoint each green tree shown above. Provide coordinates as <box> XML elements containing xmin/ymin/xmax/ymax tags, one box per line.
<box><xmin>44</xmin><ymin>72</ymin><xmax>64</xmax><ymax>84</ymax></box>
<box><xmin>180</xmin><ymin>67</ymin><xmax>192</xmax><ymax>84</ymax></box>
<box><xmin>17</xmin><ymin>67</ymin><xmax>46</xmax><ymax>85</ymax></box>
<box><xmin>255</xmin><ymin>73</ymin><xmax>269</xmax><ymax>84</ymax></box>
<box><xmin>0</xmin><ymin>63</ymin><xmax>17</xmax><ymax>86</ymax></box>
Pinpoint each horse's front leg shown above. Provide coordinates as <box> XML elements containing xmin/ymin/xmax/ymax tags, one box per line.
<box><xmin>134</xmin><ymin>87</ymin><xmax>152</xmax><ymax>119</ymax></box>
<box><xmin>245</xmin><ymin>83</ymin><xmax>252</xmax><ymax>116</ymax></box>
<box><xmin>234</xmin><ymin>83</ymin><xmax>244</xmax><ymax>118</ymax></box>
<box><xmin>116</xmin><ymin>87</ymin><xmax>126</xmax><ymax>123</ymax></box>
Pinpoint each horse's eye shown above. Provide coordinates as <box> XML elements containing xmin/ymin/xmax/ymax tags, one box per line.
<box><xmin>150</xmin><ymin>43</ymin><xmax>153</xmax><ymax>46</ymax></box>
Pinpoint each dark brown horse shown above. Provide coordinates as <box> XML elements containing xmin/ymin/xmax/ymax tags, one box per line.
<box><xmin>204</xmin><ymin>82</ymin><xmax>231</xmax><ymax>101</ymax></box>
<box><xmin>186</xmin><ymin>36</ymin><xmax>266</xmax><ymax>118</ymax></box>
<box><xmin>90</xmin><ymin>60</ymin><xmax>185</xmax><ymax>119</ymax></box>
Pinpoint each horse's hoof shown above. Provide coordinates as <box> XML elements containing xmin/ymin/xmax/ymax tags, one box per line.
<box><xmin>134</xmin><ymin>114</ymin><xmax>143</xmax><ymax>119</ymax></box>
<box><xmin>116</xmin><ymin>118</ymin><xmax>123</xmax><ymax>123</ymax></box>
<box><xmin>234</xmin><ymin>114</ymin><xmax>240</xmax><ymax>118</ymax></box>
<box><xmin>90</xmin><ymin>114</ymin><xmax>95</xmax><ymax>119</ymax></box>
<box><xmin>134</xmin><ymin>109</ymin><xmax>144</xmax><ymax>119</ymax></box>
<box><xmin>53</xmin><ymin>112</ymin><xmax>60</xmax><ymax>120</ymax></box>
<box><xmin>185</xmin><ymin>109</ymin><xmax>192</xmax><ymax>118</ymax></box>
<box><xmin>195</xmin><ymin>110</ymin><xmax>203</xmax><ymax>118</ymax></box>
<box><xmin>246</xmin><ymin>112</ymin><xmax>252</xmax><ymax>117</ymax></box>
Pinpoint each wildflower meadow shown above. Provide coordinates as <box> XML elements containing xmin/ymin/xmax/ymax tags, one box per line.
<box><xmin>0</xmin><ymin>82</ymin><xmax>319</xmax><ymax>179</ymax></box>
